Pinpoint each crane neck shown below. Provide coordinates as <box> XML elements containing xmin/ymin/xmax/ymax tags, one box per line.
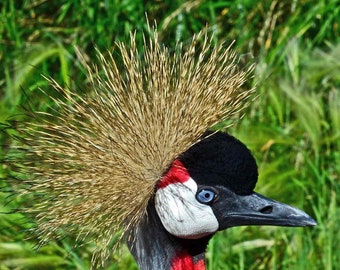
<box><xmin>127</xmin><ymin>199</ymin><xmax>211</xmax><ymax>270</ymax></box>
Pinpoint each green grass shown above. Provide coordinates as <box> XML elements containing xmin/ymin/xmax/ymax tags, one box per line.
<box><xmin>1</xmin><ymin>0</ymin><xmax>339</xmax><ymax>269</ymax></box>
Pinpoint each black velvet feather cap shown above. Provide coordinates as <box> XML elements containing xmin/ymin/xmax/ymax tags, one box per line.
<box><xmin>179</xmin><ymin>131</ymin><xmax>258</xmax><ymax>195</ymax></box>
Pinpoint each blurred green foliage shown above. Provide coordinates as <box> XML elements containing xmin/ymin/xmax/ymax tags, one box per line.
<box><xmin>1</xmin><ymin>0</ymin><xmax>339</xmax><ymax>269</ymax></box>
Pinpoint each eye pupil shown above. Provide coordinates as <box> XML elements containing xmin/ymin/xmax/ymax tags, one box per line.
<box><xmin>196</xmin><ymin>188</ymin><xmax>216</xmax><ymax>204</ymax></box>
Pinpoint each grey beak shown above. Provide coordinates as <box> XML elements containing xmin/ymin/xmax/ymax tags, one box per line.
<box><xmin>212</xmin><ymin>188</ymin><xmax>317</xmax><ymax>230</ymax></box>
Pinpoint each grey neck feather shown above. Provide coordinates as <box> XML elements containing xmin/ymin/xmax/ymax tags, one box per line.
<box><xmin>126</xmin><ymin>199</ymin><xmax>211</xmax><ymax>270</ymax></box>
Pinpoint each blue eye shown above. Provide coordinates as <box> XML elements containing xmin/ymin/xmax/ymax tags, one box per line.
<box><xmin>196</xmin><ymin>188</ymin><xmax>216</xmax><ymax>204</ymax></box>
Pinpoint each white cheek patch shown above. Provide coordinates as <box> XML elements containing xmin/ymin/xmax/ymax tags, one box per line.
<box><xmin>155</xmin><ymin>178</ymin><xmax>219</xmax><ymax>239</ymax></box>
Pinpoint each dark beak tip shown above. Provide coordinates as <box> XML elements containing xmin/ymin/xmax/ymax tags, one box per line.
<box><xmin>288</xmin><ymin>213</ymin><xmax>317</xmax><ymax>227</ymax></box>
<box><xmin>303</xmin><ymin>218</ymin><xmax>317</xmax><ymax>227</ymax></box>
<box><xmin>298</xmin><ymin>221</ymin><xmax>317</xmax><ymax>227</ymax></box>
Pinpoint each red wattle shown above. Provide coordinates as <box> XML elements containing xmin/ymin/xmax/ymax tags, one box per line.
<box><xmin>171</xmin><ymin>251</ymin><xmax>206</xmax><ymax>270</ymax></box>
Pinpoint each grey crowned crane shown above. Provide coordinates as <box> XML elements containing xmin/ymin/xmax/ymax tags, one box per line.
<box><xmin>6</xmin><ymin>29</ymin><xmax>316</xmax><ymax>270</ymax></box>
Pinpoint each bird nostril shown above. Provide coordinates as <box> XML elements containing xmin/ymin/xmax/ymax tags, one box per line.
<box><xmin>260</xmin><ymin>205</ymin><xmax>273</xmax><ymax>214</ymax></box>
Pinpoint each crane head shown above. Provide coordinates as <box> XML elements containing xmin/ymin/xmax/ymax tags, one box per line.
<box><xmin>155</xmin><ymin>132</ymin><xmax>316</xmax><ymax>239</ymax></box>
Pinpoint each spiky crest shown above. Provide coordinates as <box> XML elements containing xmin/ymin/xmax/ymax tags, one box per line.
<box><xmin>7</xmin><ymin>29</ymin><xmax>255</xmax><ymax>267</ymax></box>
